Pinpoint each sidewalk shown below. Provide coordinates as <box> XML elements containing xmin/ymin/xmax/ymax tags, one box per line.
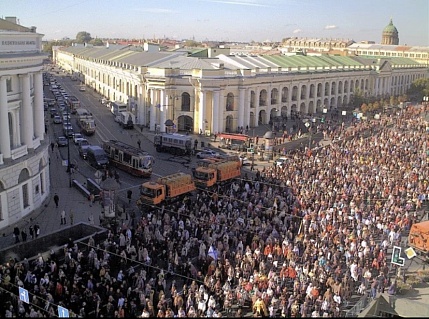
<box><xmin>0</xmin><ymin>141</ymin><xmax>132</xmax><ymax>252</ymax></box>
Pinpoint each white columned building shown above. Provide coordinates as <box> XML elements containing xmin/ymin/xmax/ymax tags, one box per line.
<box><xmin>0</xmin><ymin>17</ymin><xmax>49</xmax><ymax>230</ymax></box>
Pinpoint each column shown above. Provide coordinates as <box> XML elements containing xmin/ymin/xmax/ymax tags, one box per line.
<box><xmin>21</xmin><ymin>74</ymin><xmax>34</xmax><ymax>149</ymax></box>
<box><xmin>199</xmin><ymin>90</ymin><xmax>206</xmax><ymax>134</ymax></box>
<box><xmin>34</xmin><ymin>71</ymin><xmax>45</xmax><ymax>140</ymax></box>
<box><xmin>244</xmin><ymin>88</ymin><xmax>251</xmax><ymax>128</ymax></box>
<box><xmin>212</xmin><ymin>90</ymin><xmax>220</xmax><ymax>134</ymax></box>
<box><xmin>238</xmin><ymin>88</ymin><xmax>245</xmax><ymax>129</ymax></box>
<box><xmin>218</xmin><ymin>89</ymin><xmax>224</xmax><ymax>132</ymax></box>
<box><xmin>159</xmin><ymin>89</ymin><xmax>166</xmax><ymax>133</ymax></box>
<box><xmin>0</xmin><ymin>77</ymin><xmax>11</xmax><ymax>158</ymax></box>
<box><xmin>255</xmin><ymin>87</ymin><xmax>260</xmax><ymax>127</ymax></box>
<box><xmin>149</xmin><ymin>89</ymin><xmax>156</xmax><ymax>131</ymax></box>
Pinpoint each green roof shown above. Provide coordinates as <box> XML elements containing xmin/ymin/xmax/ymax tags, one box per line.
<box><xmin>383</xmin><ymin>19</ymin><xmax>398</xmax><ymax>34</ymax></box>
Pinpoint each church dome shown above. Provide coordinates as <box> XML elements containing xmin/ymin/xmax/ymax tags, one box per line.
<box><xmin>381</xmin><ymin>18</ymin><xmax>399</xmax><ymax>45</ymax></box>
<box><xmin>383</xmin><ymin>19</ymin><xmax>398</xmax><ymax>34</ymax></box>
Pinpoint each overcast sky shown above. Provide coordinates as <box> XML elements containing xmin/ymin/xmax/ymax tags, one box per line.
<box><xmin>2</xmin><ymin>0</ymin><xmax>428</xmax><ymax>46</ymax></box>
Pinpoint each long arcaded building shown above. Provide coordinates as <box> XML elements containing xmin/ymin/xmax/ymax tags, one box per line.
<box><xmin>55</xmin><ymin>43</ymin><xmax>427</xmax><ymax>135</ymax></box>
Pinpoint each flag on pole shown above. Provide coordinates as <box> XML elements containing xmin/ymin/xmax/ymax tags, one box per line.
<box><xmin>208</xmin><ymin>245</ymin><xmax>218</xmax><ymax>261</ymax></box>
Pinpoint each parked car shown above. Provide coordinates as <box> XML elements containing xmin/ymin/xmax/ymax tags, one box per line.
<box><xmin>56</xmin><ymin>136</ymin><xmax>68</xmax><ymax>147</ymax></box>
<box><xmin>53</xmin><ymin>115</ymin><xmax>63</xmax><ymax>124</ymax></box>
<box><xmin>72</xmin><ymin>133</ymin><xmax>84</xmax><ymax>145</ymax></box>
<box><xmin>50</xmin><ymin>108</ymin><xmax>58</xmax><ymax>118</ymax></box>
<box><xmin>196</xmin><ymin>150</ymin><xmax>219</xmax><ymax>159</ymax></box>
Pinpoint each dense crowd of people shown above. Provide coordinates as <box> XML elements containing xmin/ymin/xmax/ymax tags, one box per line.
<box><xmin>0</xmin><ymin>105</ymin><xmax>428</xmax><ymax>318</ymax></box>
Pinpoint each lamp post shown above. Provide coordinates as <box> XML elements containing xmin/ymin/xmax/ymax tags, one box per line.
<box><xmin>66</xmin><ymin>104</ymin><xmax>72</xmax><ymax>187</ymax></box>
<box><xmin>304</xmin><ymin>121</ymin><xmax>311</xmax><ymax>149</ymax></box>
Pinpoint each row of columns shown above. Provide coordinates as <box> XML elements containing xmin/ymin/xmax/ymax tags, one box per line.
<box><xmin>0</xmin><ymin>72</ymin><xmax>45</xmax><ymax>160</ymax></box>
<box><xmin>145</xmin><ymin>78</ymin><xmax>384</xmax><ymax>134</ymax></box>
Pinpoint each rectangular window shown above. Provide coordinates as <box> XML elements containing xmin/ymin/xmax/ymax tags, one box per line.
<box><xmin>22</xmin><ymin>184</ymin><xmax>29</xmax><ymax>208</ymax></box>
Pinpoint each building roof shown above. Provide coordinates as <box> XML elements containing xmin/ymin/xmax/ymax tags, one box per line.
<box><xmin>0</xmin><ymin>17</ymin><xmax>32</xmax><ymax>32</ymax></box>
<box><xmin>58</xmin><ymin>44</ymin><xmax>423</xmax><ymax>73</ymax></box>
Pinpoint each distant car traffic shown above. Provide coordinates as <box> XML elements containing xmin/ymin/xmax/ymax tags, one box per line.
<box><xmin>72</xmin><ymin>133</ymin><xmax>84</xmax><ymax>145</ymax></box>
<box><xmin>63</xmin><ymin>124</ymin><xmax>74</xmax><ymax>138</ymax></box>
<box><xmin>53</xmin><ymin>115</ymin><xmax>62</xmax><ymax>124</ymax></box>
<box><xmin>78</xmin><ymin>139</ymin><xmax>90</xmax><ymax>159</ymax></box>
<box><xmin>56</xmin><ymin>136</ymin><xmax>68</xmax><ymax>147</ymax></box>
<box><xmin>196</xmin><ymin>150</ymin><xmax>219</xmax><ymax>159</ymax></box>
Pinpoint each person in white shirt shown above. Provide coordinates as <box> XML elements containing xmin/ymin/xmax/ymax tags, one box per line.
<box><xmin>333</xmin><ymin>292</ymin><xmax>341</xmax><ymax>305</ymax></box>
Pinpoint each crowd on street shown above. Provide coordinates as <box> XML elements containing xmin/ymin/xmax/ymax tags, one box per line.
<box><xmin>0</xmin><ymin>105</ymin><xmax>428</xmax><ymax>318</ymax></box>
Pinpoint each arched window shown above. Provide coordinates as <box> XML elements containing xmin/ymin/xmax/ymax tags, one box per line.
<box><xmin>19</xmin><ymin>168</ymin><xmax>30</xmax><ymax>208</ymax></box>
<box><xmin>181</xmin><ymin>92</ymin><xmax>191</xmax><ymax>112</ymax></box>
<box><xmin>226</xmin><ymin>93</ymin><xmax>234</xmax><ymax>111</ymax></box>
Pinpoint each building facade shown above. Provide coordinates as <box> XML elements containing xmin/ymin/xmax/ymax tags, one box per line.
<box><xmin>0</xmin><ymin>17</ymin><xmax>49</xmax><ymax>229</ymax></box>
<box><xmin>55</xmin><ymin>44</ymin><xmax>427</xmax><ymax>135</ymax></box>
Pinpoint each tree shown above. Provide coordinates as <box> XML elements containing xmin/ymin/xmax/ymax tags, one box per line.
<box><xmin>90</xmin><ymin>38</ymin><xmax>104</xmax><ymax>46</ymax></box>
<box><xmin>43</xmin><ymin>39</ymin><xmax>73</xmax><ymax>55</ymax></box>
<box><xmin>75</xmin><ymin>31</ymin><xmax>92</xmax><ymax>44</ymax></box>
<box><xmin>372</xmin><ymin>101</ymin><xmax>380</xmax><ymax>112</ymax></box>
<box><xmin>408</xmin><ymin>78</ymin><xmax>429</xmax><ymax>101</ymax></box>
<box><xmin>360</xmin><ymin>103</ymin><xmax>369</xmax><ymax>114</ymax></box>
<box><xmin>350</xmin><ymin>89</ymin><xmax>365</xmax><ymax>108</ymax></box>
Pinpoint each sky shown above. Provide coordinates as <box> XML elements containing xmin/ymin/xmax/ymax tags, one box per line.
<box><xmin>1</xmin><ymin>0</ymin><xmax>428</xmax><ymax>46</ymax></box>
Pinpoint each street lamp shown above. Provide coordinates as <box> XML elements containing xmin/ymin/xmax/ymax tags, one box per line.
<box><xmin>304</xmin><ymin>121</ymin><xmax>311</xmax><ymax>149</ymax></box>
<box><xmin>66</xmin><ymin>104</ymin><xmax>72</xmax><ymax>187</ymax></box>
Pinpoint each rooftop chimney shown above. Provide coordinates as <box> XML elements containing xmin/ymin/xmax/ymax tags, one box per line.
<box><xmin>5</xmin><ymin>16</ymin><xmax>17</xmax><ymax>24</ymax></box>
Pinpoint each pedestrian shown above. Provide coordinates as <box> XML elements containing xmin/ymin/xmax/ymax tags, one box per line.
<box><xmin>51</xmin><ymin>142</ymin><xmax>55</xmax><ymax>152</ymax></box>
<box><xmin>29</xmin><ymin>225</ymin><xmax>34</xmax><ymax>240</ymax></box>
<box><xmin>34</xmin><ymin>224</ymin><xmax>40</xmax><ymax>238</ymax></box>
<box><xmin>21</xmin><ymin>229</ymin><xmax>27</xmax><ymax>242</ymax></box>
<box><xmin>53</xmin><ymin>193</ymin><xmax>59</xmax><ymax>208</ymax></box>
<box><xmin>70</xmin><ymin>210</ymin><xmax>74</xmax><ymax>225</ymax></box>
<box><xmin>61</xmin><ymin>210</ymin><xmax>66</xmax><ymax>225</ymax></box>
<box><xmin>89</xmin><ymin>194</ymin><xmax>95</xmax><ymax>207</ymax></box>
<box><xmin>88</xmin><ymin>212</ymin><xmax>94</xmax><ymax>225</ymax></box>
<box><xmin>127</xmin><ymin>190</ymin><xmax>132</xmax><ymax>204</ymax></box>
<box><xmin>137</xmin><ymin>139</ymin><xmax>141</xmax><ymax>149</ymax></box>
<box><xmin>13</xmin><ymin>226</ymin><xmax>20</xmax><ymax>244</ymax></box>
